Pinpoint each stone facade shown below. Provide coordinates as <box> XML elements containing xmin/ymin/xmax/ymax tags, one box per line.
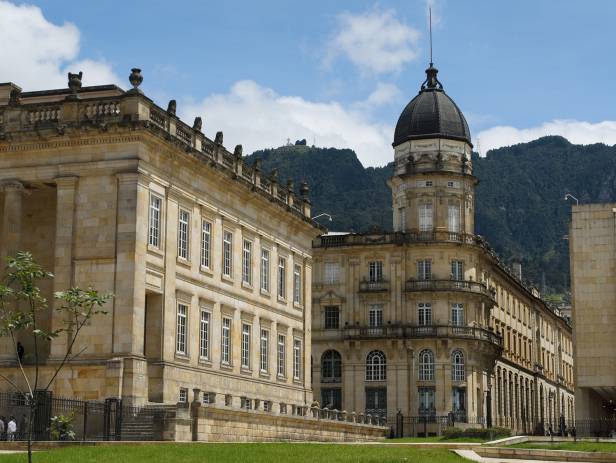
<box><xmin>0</xmin><ymin>76</ymin><xmax>320</xmax><ymax>412</ymax></box>
<box><xmin>312</xmin><ymin>131</ymin><xmax>574</xmax><ymax>435</ymax></box>
<box><xmin>569</xmin><ymin>203</ymin><xmax>616</xmax><ymax>420</ymax></box>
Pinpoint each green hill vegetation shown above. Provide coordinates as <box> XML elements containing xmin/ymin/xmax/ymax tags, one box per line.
<box><xmin>247</xmin><ymin>136</ymin><xmax>616</xmax><ymax>294</ymax></box>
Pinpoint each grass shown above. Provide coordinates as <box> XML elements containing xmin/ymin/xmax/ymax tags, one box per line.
<box><xmin>387</xmin><ymin>436</ymin><xmax>487</xmax><ymax>443</ymax></box>
<box><xmin>0</xmin><ymin>443</ymin><xmax>467</xmax><ymax>463</ymax></box>
<box><xmin>510</xmin><ymin>441</ymin><xmax>616</xmax><ymax>453</ymax></box>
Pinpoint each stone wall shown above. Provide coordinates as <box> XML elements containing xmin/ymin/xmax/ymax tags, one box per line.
<box><xmin>172</xmin><ymin>402</ymin><xmax>387</xmax><ymax>442</ymax></box>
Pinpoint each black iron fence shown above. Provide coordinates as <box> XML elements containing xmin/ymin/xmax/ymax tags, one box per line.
<box><xmin>0</xmin><ymin>392</ymin><xmax>176</xmax><ymax>441</ymax></box>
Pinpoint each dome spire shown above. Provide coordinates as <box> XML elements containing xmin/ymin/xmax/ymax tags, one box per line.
<box><xmin>421</xmin><ymin>8</ymin><xmax>443</xmax><ymax>91</ymax></box>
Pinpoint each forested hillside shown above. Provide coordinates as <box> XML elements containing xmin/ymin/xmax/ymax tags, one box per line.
<box><xmin>248</xmin><ymin>137</ymin><xmax>616</xmax><ymax>294</ymax></box>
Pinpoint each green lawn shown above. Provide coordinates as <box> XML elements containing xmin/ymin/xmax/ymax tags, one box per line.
<box><xmin>510</xmin><ymin>441</ymin><xmax>616</xmax><ymax>453</ymax></box>
<box><xmin>0</xmin><ymin>443</ymin><xmax>466</xmax><ymax>463</ymax></box>
<box><xmin>387</xmin><ymin>436</ymin><xmax>486</xmax><ymax>443</ymax></box>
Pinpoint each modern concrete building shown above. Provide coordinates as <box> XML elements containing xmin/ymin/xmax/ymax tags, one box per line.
<box><xmin>569</xmin><ymin>203</ymin><xmax>616</xmax><ymax>422</ymax></box>
<box><xmin>0</xmin><ymin>70</ymin><xmax>321</xmax><ymax>411</ymax></box>
<box><xmin>311</xmin><ymin>64</ymin><xmax>574</xmax><ymax>436</ymax></box>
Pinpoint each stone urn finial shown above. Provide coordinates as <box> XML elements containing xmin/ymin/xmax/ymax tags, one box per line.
<box><xmin>286</xmin><ymin>179</ymin><xmax>294</xmax><ymax>191</ymax></box>
<box><xmin>214</xmin><ymin>131</ymin><xmax>223</xmax><ymax>145</ymax></box>
<box><xmin>129</xmin><ymin>68</ymin><xmax>143</xmax><ymax>91</ymax></box>
<box><xmin>193</xmin><ymin>117</ymin><xmax>203</xmax><ymax>131</ymax></box>
<box><xmin>167</xmin><ymin>100</ymin><xmax>177</xmax><ymax>116</ymax></box>
<box><xmin>67</xmin><ymin>71</ymin><xmax>83</xmax><ymax>94</ymax></box>
<box><xmin>300</xmin><ymin>181</ymin><xmax>309</xmax><ymax>197</ymax></box>
<box><xmin>234</xmin><ymin>144</ymin><xmax>243</xmax><ymax>158</ymax></box>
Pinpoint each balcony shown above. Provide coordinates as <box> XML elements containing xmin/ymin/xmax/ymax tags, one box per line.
<box><xmin>359</xmin><ymin>280</ymin><xmax>389</xmax><ymax>292</ymax></box>
<box><xmin>339</xmin><ymin>324</ymin><xmax>503</xmax><ymax>347</ymax></box>
<box><xmin>313</xmin><ymin>231</ymin><xmax>476</xmax><ymax>248</ymax></box>
<box><xmin>405</xmin><ymin>279</ymin><xmax>495</xmax><ymax>302</ymax></box>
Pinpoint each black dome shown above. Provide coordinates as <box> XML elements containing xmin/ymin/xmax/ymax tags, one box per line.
<box><xmin>393</xmin><ymin>65</ymin><xmax>471</xmax><ymax>147</ymax></box>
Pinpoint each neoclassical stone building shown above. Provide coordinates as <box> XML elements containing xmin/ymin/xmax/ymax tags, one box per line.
<box><xmin>311</xmin><ymin>64</ymin><xmax>574</xmax><ymax>435</ymax></box>
<box><xmin>0</xmin><ymin>70</ymin><xmax>320</xmax><ymax>410</ymax></box>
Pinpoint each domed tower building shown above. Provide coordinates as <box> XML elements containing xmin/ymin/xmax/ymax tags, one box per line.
<box><xmin>311</xmin><ymin>64</ymin><xmax>574</xmax><ymax>436</ymax></box>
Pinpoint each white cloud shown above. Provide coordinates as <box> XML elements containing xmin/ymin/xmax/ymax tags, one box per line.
<box><xmin>475</xmin><ymin>120</ymin><xmax>616</xmax><ymax>155</ymax></box>
<box><xmin>182</xmin><ymin>80</ymin><xmax>394</xmax><ymax>167</ymax></box>
<box><xmin>324</xmin><ymin>8</ymin><xmax>421</xmax><ymax>75</ymax></box>
<box><xmin>0</xmin><ymin>1</ymin><xmax>120</xmax><ymax>91</ymax></box>
<box><xmin>353</xmin><ymin>82</ymin><xmax>400</xmax><ymax>110</ymax></box>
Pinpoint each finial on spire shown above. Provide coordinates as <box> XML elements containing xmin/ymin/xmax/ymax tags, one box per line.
<box><xmin>429</xmin><ymin>7</ymin><xmax>433</xmax><ymax>66</ymax></box>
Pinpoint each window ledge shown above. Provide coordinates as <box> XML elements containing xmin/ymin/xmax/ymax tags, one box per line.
<box><xmin>198</xmin><ymin>358</ymin><xmax>212</xmax><ymax>367</ymax></box>
<box><xmin>242</xmin><ymin>281</ymin><xmax>254</xmax><ymax>290</ymax></box>
<box><xmin>174</xmin><ymin>353</ymin><xmax>190</xmax><ymax>362</ymax></box>
<box><xmin>176</xmin><ymin>257</ymin><xmax>191</xmax><ymax>268</ymax></box>
<box><xmin>199</xmin><ymin>266</ymin><xmax>213</xmax><ymax>277</ymax></box>
<box><xmin>221</xmin><ymin>274</ymin><xmax>234</xmax><ymax>284</ymax></box>
<box><xmin>260</xmin><ymin>289</ymin><xmax>270</xmax><ymax>297</ymax></box>
<box><xmin>220</xmin><ymin>362</ymin><xmax>233</xmax><ymax>371</ymax></box>
<box><xmin>277</xmin><ymin>296</ymin><xmax>286</xmax><ymax>304</ymax></box>
<box><xmin>259</xmin><ymin>371</ymin><xmax>270</xmax><ymax>379</ymax></box>
<box><xmin>147</xmin><ymin>245</ymin><xmax>164</xmax><ymax>256</ymax></box>
<box><xmin>293</xmin><ymin>302</ymin><xmax>303</xmax><ymax>310</ymax></box>
<box><xmin>240</xmin><ymin>367</ymin><xmax>253</xmax><ymax>375</ymax></box>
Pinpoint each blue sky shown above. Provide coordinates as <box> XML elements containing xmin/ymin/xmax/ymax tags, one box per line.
<box><xmin>2</xmin><ymin>0</ymin><xmax>616</xmax><ymax>166</ymax></box>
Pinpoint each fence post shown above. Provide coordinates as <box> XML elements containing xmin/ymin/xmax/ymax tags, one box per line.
<box><xmin>83</xmin><ymin>402</ymin><xmax>88</xmax><ymax>442</ymax></box>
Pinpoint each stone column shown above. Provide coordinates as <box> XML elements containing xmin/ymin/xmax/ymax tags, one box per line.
<box><xmin>0</xmin><ymin>181</ymin><xmax>25</xmax><ymax>361</ymax></box>
<box><xmin>0</xmin><ymin>180</ymin><xmax>24</xmax><ymax>270</ymax></box>
<box><xmin>114</xmin><ymin>173</ymin><xmax>149</xmax><ymax>403</ymax></box>
<box><xmin>49</xmin><ymin>177</ymin><xmax>78</xmax><ymax>359</ymax></box>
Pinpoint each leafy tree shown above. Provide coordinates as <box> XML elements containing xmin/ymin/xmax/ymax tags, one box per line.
<box><xmin>0</xmin><ymin>252</ymin><xmax>111</xmax><ymax>463</ymax></box>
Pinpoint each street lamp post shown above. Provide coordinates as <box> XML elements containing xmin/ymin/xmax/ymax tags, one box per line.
<box><xmin>563</xmin><ymin>194</ymin><xmax>579</xmax><ymax>205</ymax></box>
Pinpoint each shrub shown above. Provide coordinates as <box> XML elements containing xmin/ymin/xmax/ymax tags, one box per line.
<box><xmin>49</xmin><ymin>414</ymin><xmax>76</xmax><ymax>441</ymax></box>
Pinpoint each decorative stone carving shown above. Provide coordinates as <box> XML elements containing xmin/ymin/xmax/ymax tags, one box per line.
<box><xmin>299</xmin><ymin>181</ymin><xmax>309</xmax><ymax>197</ymax></box>
<box><xmin>193</xmin><ymin>117</ymin><xmax>202</xmax><ymax>131</ymax></box>
<box><xmin>8</xmin><ymin>89</ymin><xmax>21</xmax><ymax>106</ymax></box>
<box><xmin>214</xmin><ymin>131</ymin><xmax>223</xmax><ymax>145</ymax></box>
<box><xmin>167</xmin><ymin>100</ymin><xmax>176</xmax><ymax>116</ymax></box>
<box><xmin>270</xmin><ymin>168</ymin><xmax>278</xmax><ymax>182</ymax></box>
<box><xmin>129</xmin><ymin>68</ymin><xmax>143</xmax><ymax>91</ymax></box>
<box><xmin>67</xmin><ymin>72</ymin><xmax>83</xmax><ymax>93</ymax></box>
<box><xmin>233</xmin><ymin>144</ymin><xmax>243</xmax><ymax>158</ymax></box>
<box><xmin>286</xmin><ymin>179</ymin><xmax>294</xmax><ymax>191</ymax></box>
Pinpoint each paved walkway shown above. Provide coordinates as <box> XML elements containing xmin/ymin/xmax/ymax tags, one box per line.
<box><xmin>455</xmin><ymin>449</ymin><xmax>588</xmax><ymax>463</ymax></box>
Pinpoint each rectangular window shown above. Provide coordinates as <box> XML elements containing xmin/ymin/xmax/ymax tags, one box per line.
<box><xmin>176</xmin><ymin>303</ymin><xmax>188</xmax><ymax>355</ymax></box>
<box><xmin>293</xmin><ymin>339</ymin><xmax>302</xmax><ymax>380</ymax></box>
<box><xmin>260</xmin><ymin>329</ymin><xmax>269</xmax><ymax>373</ymax></box>
<box><xmin>179</xmin><ymin>388</ymin><xmax>188</xmax><ymax>403</ymax></box>
<box><xmin>278</xmin><ymin>256</ymin><xmax>286</xmax><ymax>299</ymax></box>
<box><xmin>399</xmin><ymin>207</ymin><xmax>406</xmax><ymax>230</ymax></box>
<box><xmin>451</xmin><ymin>303</ymin><xmax>464</xmax><ymax>326</ymax></box>
<box><xmin>199</xmin><ymin>309</ymin><xmax>210</xmax><ymax>359</ymax></box>
<box><xmin>260</xmin><ymin>248</ymin><xmax>270</xmax><ymax>292</ymax></box>
<box><xmin>451</xmin><ymin>260</ymin><xmax>464</xmax><ymax>280</ymax></box>
<box><xmin>369</xmin><ymin>304</ymin><xmax>383</xmax><ymax>328</ymax></box>
<box><xmin>293</xmin><ymin>264</ymin><xmax>302</xmax><ymax>304</ymax></box>
<box><xmin>221</xmin><ymin>317</ymin><xmax>231</xmax><ymax>365</ymax></box>
<box><xmin>178</xmin><ymin>209</ymin><xmax>190</xmax><ymax>260</ymax></box>
<box><xmin>223</xmin><ymin>231</ymin><xmax>233</xmax><ymax>277</ymax></box>
<box><xmin>200</xmin><ymin>220</ymin><xmax>212</xmax><ymax>268</ymax></box>
<box><xmin>242</xmin><ymin>239</ymin><xmax>252</xmax><ymax>285</ymax></box>
<box><xmin>419</xmin><ymin>203</ymin><xmax>433</xmax><ymax>232</ymax></box>
<box><xmin>241</xmin><ymin>323</ymin><xmax>251</xmax><ymax>369</ymax></box>
<box><xmin>148</xmin><ymin>194</ymin><xmax>162</xmax><ymax>248</ymax></box>
<box><xmin>448</xmin><ymin>204</ymin><xmax>460</xmax><ymax>233</ymax></box>
<box><xmin>368</xmin><ymin>261</ymin><xmax>383</xmax><ymax>283</ymax></box>
<box><xmin>324</xmin><ymin>306</ymin><xmax>340</xmax><ymax>329</ymax></box>
<box><xmin>417</xmin><ymin>260</ymin><xmax>432</xmax><ymax>280</ymax></box>
<box><xmin>418</xmin><ymin>302</ymin><xmax>432</xmax><ymax>326</ymax></box>
<box><xmin>277</xmin><ymin>334</ymin><xmax>286</xmax><ymax>377</ymax></box>
<box><xmin>418</xmin><ymin>387</ymin><xmax>435</xmax><ymax>415</ymax></box>
<box><xmin>324</xmin><ymin>262</ymin><xmax>339</xmax><ymax>284</ymax></box>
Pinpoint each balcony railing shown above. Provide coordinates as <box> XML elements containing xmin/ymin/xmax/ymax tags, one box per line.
<box><xmin>405</xmin><ymin>279</ymin><xmax>495</xmax><ymax>301</ymax></box>
<box><xmin>313</xmin><ymin>231</ymin><xmax>476</xmax><ymax>248</ymax></box>
<box><xmin>359</xmin><ymin>280</ymin><xmax>389</xmax><ymax>292</ymax></box>
<box><xmin>335</xmin><ymin>324</ymin><xmax>502</xmax><ymax>347</ymax></box>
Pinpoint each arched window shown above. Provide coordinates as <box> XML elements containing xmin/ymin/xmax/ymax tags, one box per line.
<box><xmin>418</xmin><ymin>349</ymin><xmax>434</xmax><ymax>381</ymax></box>
<box><xmin>365</xmin><ymin>350</ymin><xmax>386</xmax><ymax>381</ymax></box>
<box><xmin>321</xmin><ymin>350</ymin><xmax>342</xmax><ymax>383</ymax></box>
<box><xmin>451</xmin><ymin>350</ymin><xmax>465</xmax><ymax>381</ymax></box>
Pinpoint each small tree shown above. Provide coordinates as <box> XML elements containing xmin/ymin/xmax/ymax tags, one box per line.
<box><xmin>0</xmin><ymin>252</ymin><xmax>111</xmax><ymax>463</ymax></box>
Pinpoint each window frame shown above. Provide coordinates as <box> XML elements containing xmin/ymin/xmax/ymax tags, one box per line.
<box><xmin>368</xmin><ymin>261</ymin><xmax>384</xmax><ymax>283</ymax></box>
<box><xmin>277</xmin><ymin>333</ymin><xmax>286</xmax><ymax>377</ymax></box>
<box><xmin>241</xmin><ymin>323</ymin><xmax>251</xmax><ymax>370</ymax></box>
<box><xmin>242</xmin><ymin>239</ymin><xmax>253</xmax><ymax>285</ymax></box>
<box><xmin>418</xmin><ymin>302</ymin><xmax>432</xmax><ymax>326</ymax></box>
<box><xmin>418</xmin><ymin>203</ymin><xmax>433</xmax><ymax>232</ymax></box>
<box><xmin>277</xmin><ymin>256</ymin><xmax>287</xmax><ymax>300</ymax></box>
<box><xmin>260</xmin><ymin>328</ymin><xmax>269</xmax><ymax>373</ymax></box>
<box><xmin>418</xmin><ymin>349</ymin><xmax>435</xmax><ymax>381</ymax></box>
<box><xmin>199</xmin><ymin>308</ymin><xmax>211</xmax><ymax>360</ymax></box>
<box><xmin>324</xmin><ymin>306</ymin><xmax>340</xmax><ymax>330</ymax></box>
<box><xmin>222</xmin><ymin>230</ymin><xmax>233</xmax><ymax>278</ymax></box>
<box><xmin>148</xmin><ymin>193</ymin><xmax>162</xmax><ymax>248</ymax></box>
<box><xmin>368</xmin><ymin>304</ymin><xmax>384</xmax><ymax>328</ymax></box>
<box><xmin>221</xmin><ymin>317</ymin><xmax>232</xmax><ymax>365</ymax></box>
<box><xmin>324</xmin><ymin>262</ymin><xmax>339</xmax><ymax>285</ymax></box>
<box><xmin>451</xmin><ymin>350</ymin><xmax>465</xmax><ymax>381</ymax></box>
<box><xmin>293</xmin><ymin>338</ymin><xmax>302</xmax><ymax>380</ymax></box>
<box><xmin>200</xmin><ymin>219</ymin><xmax>212</xmax><ymax>269</ymax></box>
<box><xmin>293</xmin><ymin>263</ymin><xmax>302</xmax><ymax>305</ymax></box>
<box><xmin>176</xmin><ymin>302</ymin><xmax>188</xmax><ymax>356</ymax></box>
<box><xmin>177</xmin><ymin>208</ymin><xmax>190</xmax><ymax>260</ymax></box>
<box><xmin>365</xmin><ymin>350</ymin><xmax>387</xmax><ymax>381</ymax></box>
<box><xmin>417</xmin><ymin>260</ymin><xmax>432</xmax><ymax>280</ymax></box>
<box><xmin>451</xmin><ymin>303</ymin><xmax>464</xmax><ymax>326</ymax></box>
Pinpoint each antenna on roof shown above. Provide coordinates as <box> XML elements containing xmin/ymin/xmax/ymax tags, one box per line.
<box><xmin>429</xmin><ymin>7</ymin><xmax>434</xmax><ymax>66</ymax></box>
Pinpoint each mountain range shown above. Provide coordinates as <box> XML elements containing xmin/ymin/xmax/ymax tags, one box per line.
<box><xmin>247</xmin><ymin>136</ymin><xmax>616</xmax><ymax>295</ymax></box>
